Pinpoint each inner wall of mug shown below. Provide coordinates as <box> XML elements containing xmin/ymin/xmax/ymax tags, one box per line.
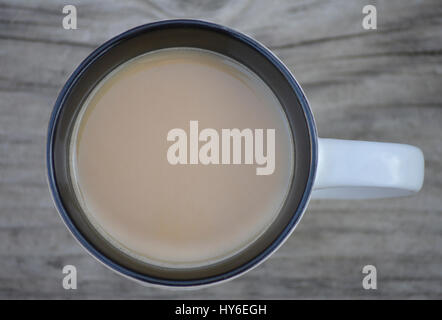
<box><xmin>50</xmin><ymin>21</ymin><xmax>314</xmax><ymax>284</ymax></box>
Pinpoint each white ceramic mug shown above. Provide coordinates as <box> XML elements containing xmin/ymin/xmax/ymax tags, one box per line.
<box><xmin>313</xmin><ymin>138</ymin><xmax>424</xmax><ymax>199</ymax></box>
<box><xmin>47</xmin><ymin>20</ymin><xmax>424</xmax><ymax>287</ymax></box>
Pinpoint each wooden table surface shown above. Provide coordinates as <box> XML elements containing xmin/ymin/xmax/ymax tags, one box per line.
<box><xmin>1</xmin><ymin>0</ymin><xmax>441</xmax><ymax>299</ymax></box>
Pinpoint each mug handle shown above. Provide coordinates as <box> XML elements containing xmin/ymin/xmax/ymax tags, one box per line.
<box><xmin>312</xmin><ymin>138</ymin><xmax>425</xmax><ymax>199</ymax></box>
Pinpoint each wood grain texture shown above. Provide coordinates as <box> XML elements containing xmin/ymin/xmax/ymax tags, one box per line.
<box><xmin>0</xmin><ymin>0</ymin><xmax>441</xmax><ymax>299</ymax></box>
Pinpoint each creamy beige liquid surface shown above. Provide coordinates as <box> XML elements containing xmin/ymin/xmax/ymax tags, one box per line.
<box><xmin>71</xmin><ymin>48</ymin><xmax>294</xmax><ymax>267</ymax></box>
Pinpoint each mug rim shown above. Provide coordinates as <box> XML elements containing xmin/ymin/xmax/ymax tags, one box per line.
<box><xmin>47</xmin><ymin>19</ymin><xmax>318</xmax><ymax>287</ymax></box>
